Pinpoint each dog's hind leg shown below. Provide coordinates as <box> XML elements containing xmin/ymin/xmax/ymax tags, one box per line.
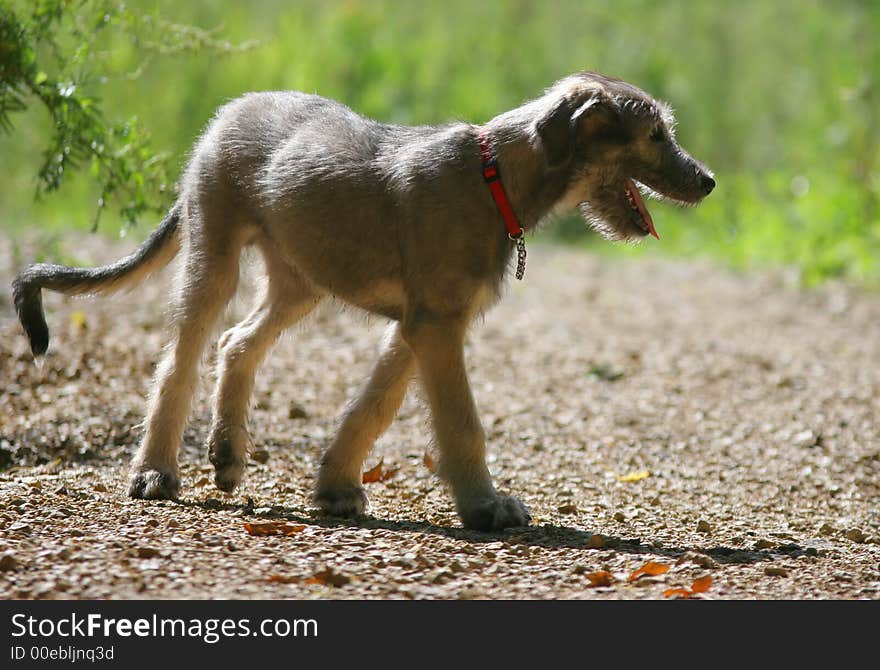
<box><xmin>208</xmin><ymin>248</ymin><xmax>322</xmax><ymax>493</ymax></box>
<box><xmin>400</xmin><ymin>315</ymin><xmax>531</xmax><ymax>531</ymax></box>
<box><xmin>128</xmin><ymin>207</ymin><xmax>246</xmax><ymax>500</ymax></box>
<box><xmin>314</xmin><ymin>322</ymin><xmax>415</xmax><ymax>516</ymax></box>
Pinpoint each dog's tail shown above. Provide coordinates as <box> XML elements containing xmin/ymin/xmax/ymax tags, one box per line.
<box><xmin>12</xmin><ymin>203</ymin><xmax>183</xmax><ymax>358</ymax></box>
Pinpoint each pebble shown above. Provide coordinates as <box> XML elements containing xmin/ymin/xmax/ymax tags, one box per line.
<box><xmin>449</xmin><ymin>560</ymin><xmax>466</xmax><ymax>574</ymax></box>
<box><xmin>0</xmin><ymin>553</ymin><xmax>19</xmax><ymax>572</ymax></box>
<box><xmin>793</xmin><ymin>430</ymin><xmax>818</xmax><ymax>448</ymax></box>
<box><xmin>764</xmin><ymin>566</ymin><xmax>788</xmax><ymax>577</ymax></box>
<box><xmin>632</xmin><ymin>577</ymin><xmax>663</xmax><ymax>587</ymax></box>
<box><xmin>613</xmin><ymin>512</ymin><xmax>626</xmax><ymax>522</ymax></box>
<box><xmin>676</xmin><ymin>552</ymin><xmax>719</xmax><ymax>569</ymax></box>
<box><xmin>429</xmin><ymin>569</ymin><xmax>453</xmax><ymax>585</ymax></box>
<box><xmin>819</xmin><ymin>523</ymin><xmax>836</xmax><ymax>536</ymax></box>
<box><xmin>288</xmin><ymin>403</ymin><xmax>309</xmax><ymax>420</ymax></box>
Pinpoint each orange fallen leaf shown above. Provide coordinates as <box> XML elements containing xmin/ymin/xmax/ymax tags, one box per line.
<box><xmin>243</xmin><ymin>522</ymin><xmax>306</xmax><ymax>536</ymax></box>
<box><xmin>617</xmin><ymin>470</ymin><xmax>651</xmax><ymax>483</ymax></box>
<box><xmin>267</xmin><ymin>574</ymin><xmax>299</xmax><ymax>584</ymax></box>
<box><xmin>362</xmin><ymin>459</ymin><xmax>384</xmax><ymax>483</ymax></box>
<box><xmin>306</xmin><ymin>567</ymin><xmax>350</xmax><ymax>587</ymax></box>
<box><xmin>586</xmin><ymin>571</ymin><xmax>615</xmax><ymax>587</ymax></box>
<box><xmin>663</xmin><ymin>575</ymin><xmax>713</xmax><ymax>598</ymax></box>
<box><xmin>423</xmin><ymin>451</ymin><xmax>437</xmax><ymax>473</ymax></box>
<box><xmin>362</xmin><ymin>458</ymin><xmax>398</xmax><ymax>483</ymax></box>
<box><xmin>691</xmin><ymin>575</ymin><xmax>713</xmax><ymax>593</ymax></box>
<box><xmin>627</xmin><ymin>560</ymin><xmax>670</xmax><ymax>582</ymax></box>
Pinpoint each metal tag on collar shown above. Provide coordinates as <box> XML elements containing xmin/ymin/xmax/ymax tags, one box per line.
<box><xmin>510</xmin><ymin>232</ymin><xmax>527</xmax><ymax>280</ymax></box>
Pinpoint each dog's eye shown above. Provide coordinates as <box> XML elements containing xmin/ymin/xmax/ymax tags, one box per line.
<box><xmin>649</xmin><ymin>126</ymin><xmax>665</xmax><ymax>142</ymax></box>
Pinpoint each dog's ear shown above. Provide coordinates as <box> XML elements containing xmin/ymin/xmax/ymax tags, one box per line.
<box><xmin>535</xmin><ymin>93</ymin><xmax>618</xmax><ymax>168</ymax></box>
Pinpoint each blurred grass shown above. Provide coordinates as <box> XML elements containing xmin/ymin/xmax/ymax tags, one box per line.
<box><xmin>2</xmin><ymin>0</ymin><xmax>878</xmax><ymax>285</ymax></box>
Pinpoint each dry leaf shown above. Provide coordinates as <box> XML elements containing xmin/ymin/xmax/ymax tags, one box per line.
<box><xmin>362</xmin><ymin>458</ymin><xmax>398</xmax><ymax>483</ymax></box>
<box><xmin>662</xmin><ymin>575</ymin><xmax>712</xmax><ymax>598</ymax></box>
<box><xmin>627</xmin><ymin>560</ymin><xmax>670</xmax><ymax>582</ymax></box>
<box><xmin>243</xmin><ymin>522</ymin><xmax>306</xmax><ymax>536</ymax></box>
<box><xmin>617</xmin><ymin>470</ymin><xmax>651</xmax><ymax>483</ymax></box>
<box><xmin>70</xmin><ymin>310</ymin><xmax>87</xmax><ymax>331</ymax></box>
<box><xmin>306</xmin><ymin>567</ymin><xmax>350</xmax><ymax>587</ymax></box>
<box><xmin>586</xmin><ymin>571</ymin><xmax>615</xmax><ymax>587</ymax></box>
<box><xmin>690</xmin><ymin>575</ymin><xmax>713</xmax><ymax>593</ymax></box>
<box><xmin>267</xmin><ymin>574</ymin><xmax>299</xmax><ymax>584</ymax></box>
<box><xmin>423</xmin><ymin>451</ymin><xmax>437</xmax><ymax>472</ymax></box>
<box><xmin>557</xmin><ymin>503</ymin><xmax>578</xmax><ymax>514</ymax></box>
<box><xmin>362</xmin><ymin>459</ymin><xmax>384</xmax><ymax>483</ymax></box>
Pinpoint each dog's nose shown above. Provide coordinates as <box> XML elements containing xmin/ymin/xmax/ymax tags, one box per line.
<box><xmin>700</xmin><ymin>174</ymin><xmax>716</xmax><ymax>194</ymax></box>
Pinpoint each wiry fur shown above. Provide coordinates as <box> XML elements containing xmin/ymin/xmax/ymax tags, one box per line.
<box><xmin>11</xmin><ymin>72</ymin><xmax>713</xmax><ymax>531</ymax></box>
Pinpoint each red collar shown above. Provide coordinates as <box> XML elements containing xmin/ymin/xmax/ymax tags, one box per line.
<box><xmin>478</xmin><ymin>130</ymin><xmax>524</xmax><ymax>240</ymax></box>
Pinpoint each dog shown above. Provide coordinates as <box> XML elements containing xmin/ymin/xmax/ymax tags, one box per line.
<box><xmin>13</xmin><ymin>72</ymin><xmax>714</xmax><ymax>530</ymax></box>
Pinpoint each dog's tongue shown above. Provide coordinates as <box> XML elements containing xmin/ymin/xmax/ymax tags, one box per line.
<box><xmin>626</xmin><ymin>179</ymin><xmax>659</xmax><ymax>240</ymax></box>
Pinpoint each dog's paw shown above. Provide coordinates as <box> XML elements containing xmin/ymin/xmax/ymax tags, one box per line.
<box><xmin>458</xmin><ymin>494</ymin><xmax>531</xmax><ymax>531</ymax></box>
<box><xmin>128</xmin><ymin>468</ymin><xmax>180</xmax><ymax>500</ymax></box>
<box><xmin>207</xmin><ymin>429</ymin><xmax>250</xmax><ymax>493</ymax></box>
<box><xmin>313</xmin><ymin>486</ymin><xmax>370</xmax><ymax>518</ymax></box>
<box><xmin>212</xmin><ymin>457</ymin><xmax>247</xmax><ymax>493</ymax></box>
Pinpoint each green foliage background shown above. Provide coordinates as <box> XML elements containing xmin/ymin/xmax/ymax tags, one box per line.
<box><xmin>2</xmin><ymin>0</ymin><xmax>878</xmax><ymax>285</ymax></box>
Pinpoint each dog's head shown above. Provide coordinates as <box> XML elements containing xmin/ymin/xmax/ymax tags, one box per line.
<box><xmin>534</xmin><ymin>72</ymin><xmax>715</xmax><ymax>241</ymax></box>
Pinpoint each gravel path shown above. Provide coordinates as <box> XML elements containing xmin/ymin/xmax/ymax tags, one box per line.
<box><xmin>1</xmin><ymin>235</ymin><xmax>878</xmax><ymax>599</ymax></box>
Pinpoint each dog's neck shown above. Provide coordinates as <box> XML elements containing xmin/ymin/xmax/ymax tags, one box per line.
<box><xmin>480</xmin><ymin>110</ymin><xmax>572</xmax><ymax>232</ymax></box>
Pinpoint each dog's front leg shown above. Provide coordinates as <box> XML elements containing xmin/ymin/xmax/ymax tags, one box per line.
<box><xmin>402</xmin><ymin>315</ymin><xmax>531</xmax><ymax>531</ymax></box>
